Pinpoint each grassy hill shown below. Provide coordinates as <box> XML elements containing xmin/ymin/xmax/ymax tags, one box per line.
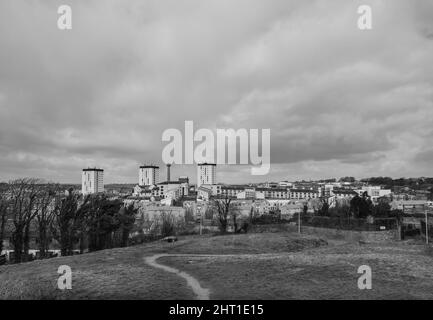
<box><xmin>1</xmin><ymin>231</ymin><xmax>433</xmax><ymax>300</ymax></box>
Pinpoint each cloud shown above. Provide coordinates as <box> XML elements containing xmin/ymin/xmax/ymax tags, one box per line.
<box><xmin>0</xmin><ymin>0</ymin><xmax>432</xmax><ymax>183</ymax></box>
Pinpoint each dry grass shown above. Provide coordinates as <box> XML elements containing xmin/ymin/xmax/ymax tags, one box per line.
<box><xmin>0</xmin><ymin>246</ymin><xmax>194</xmax><ymax>300</ymax></box>
<box><xmin>1</xmin><ymin>231</ymin><xmax>432</xmax><ymax>299</ymax></box>
<box><xmin>164</xmin><ymin>232</ymin><xmax>329</xmax><ymax>255</ymax></box>
<box><xmin>161</xmin><ymin>241</ymin><xmax>433</xmax><ymax>299</ymax></box>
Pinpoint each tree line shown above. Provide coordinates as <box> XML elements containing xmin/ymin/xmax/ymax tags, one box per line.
<box><xmin>313</xmin><ymin>192</ymin><xmax>402</xmax><ymax>220</ymax></box>
<box><xmin>361</xmin><ymin>177</ymin><xmax>433</xmax><ymax>192</ymax></box>
<box><xmin>0</xmin><ymin>178</ymin><xmax>137</xmax><ymax>264</ymax></box>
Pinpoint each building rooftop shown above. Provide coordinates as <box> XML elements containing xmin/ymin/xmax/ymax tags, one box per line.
<box><xmin>333</xmin><ymin>189</ymin><xmax>358</xmax><ymax>195</ymax></box>
<box><xmin>158</xmin><ymin>181</ymin><xmax>182</xmax><ymax>185</ymax></box>
<box><xmin>256</xmin><ymin>187</ymin><xmax>288</xmax><ymax>192</ymax></box>
<box><xmin>290</xmin><ymin>188</ymin><xmax>319</xmax><ymax>193</ymax></box>
<box><xmin>221</xmin><ymin>185</ymin><xmax>248</xmax><ymax>190</ymax></box>
<box><xmin>139</xmin><ymin>165</ymin><xmax>159</xmax><ymax>169</ymax></box>
<box><xmin>83</xmin><ymin>168</ymin><xmax>104</xmax><ymax>172</ymax></box>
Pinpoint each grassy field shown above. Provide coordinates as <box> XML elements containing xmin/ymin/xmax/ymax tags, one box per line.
<box><xmin>1</xmin><ymin>231</ymin><xmax>432</xmax><ymax>299</ymax></box>
<box><xmin>160</xmin><ymin>242</ymin><xmax>433</xmax><ymax>299</ymax></box>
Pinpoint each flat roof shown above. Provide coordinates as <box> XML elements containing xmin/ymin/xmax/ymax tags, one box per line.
<box><xmin>158</xmin><ymin>181</ymin><xmax>181</xmax><ymax>185</ymax></box>
<box><xmin>83</xmin><ymin>168</ymin><xmax>104</xmax><ymax>172</ymax></box>
<box><xmin>139</xmin><ymin>165</ymin><xmax>160</xmax><ymax>169</ymax></box>
<box><xmin>333</xmin><ymin>190</ymin><xmax>358</xmax><ymax>194</ymax></box>
<box><xmin>221</xmin><ymin>185</ymin><xmax>247</xmax><ymax>190</ymax></box>
<box><xmin>198</xmin><ymin>163</ymin><xmax>216</xmax><ymax>166</ymax></box>
<box><xmin>256</xmin><ymin>187</ymin><xmax>288</xmax><ymax>192</ymax></box>
<box><xmin>290</xmin><ymin>189</ymin><xmax>319</xmax><ymax>193</ymax></box>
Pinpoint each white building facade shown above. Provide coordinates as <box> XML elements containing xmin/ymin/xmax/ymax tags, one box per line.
<box><xmin>356</xmin><ymin>186</ymin><xmax>392</xmax><ymax>202</ymax></box>
<box><xmin>197</xmin><ymin>163</ymin><xmax>216</xmax><ymax>187</ymax></box>
<box><xmin>139</xmin><ymin>165</ymin><xmax>159</xmax><ymax>186</ymax></box>
<box><xmin>82</xmin><ymin>168</ymin><xmax>104</xmax><ymax>195</ymax></box>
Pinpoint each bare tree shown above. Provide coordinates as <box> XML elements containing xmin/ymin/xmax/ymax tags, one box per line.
<box><xmin>212</xmin><ymin>197</ymin><xmax>232</xmax><ymax>233</ymax></box>
<box><xmin>84</xmin><ymin>195</ymin><xmax>122</xmax><ymax>252</ymax></box>
<box><xmin>117</xmin><ymin>204</ymin><xmax>137</xmax><ymax>247</ymax></box>
<box><xmin>160</xmin><ymin>210</ymin><xmax>175</xmax><ymax>237</ymax></box>
<box><xmin>184</xmin><ymin>205</ymin><xmax>194</xmax><ymax>222</ymax></box>
<box><xmin>232</xmin><ymin>205</ymin><xmax>241</xmax><ymax>233</ymax></box>
<box><xmin>0</xmin><ymin>191</ymin><xmax>9</xmax><ymax>255</ymax></box>
<box><xmin>8</xmin><ymin>178</ymin><xmax>43</xmax><ymax>263</ymax></box>
<box><xmin>51</xmin><ymin>190</ymin><xmax>86</xmax><ymax>256</ymax></box>
<box><xmin>35</xmin><ymin>184</ymin><xmax>59</xmax><ymax>258</ymax></box>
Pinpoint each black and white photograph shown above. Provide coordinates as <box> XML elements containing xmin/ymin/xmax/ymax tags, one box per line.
<box><xmin>1</xmin><ymin>0</ymin><xmax>433</xmax><ymax>307</ymax></box>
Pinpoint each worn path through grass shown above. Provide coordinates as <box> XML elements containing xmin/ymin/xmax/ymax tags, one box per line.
<box><xmin>3</xmin><ymin>232</ymin><xmax>431</xmax><ymax>299</ymax></box>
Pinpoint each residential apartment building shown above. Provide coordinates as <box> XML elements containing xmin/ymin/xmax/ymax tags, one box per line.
<box><xmin>139</xmin><ymin>165</ymin><xmax>159</xmax><ymax>186</ymax></box>
<box><xmin>289</xmin><ymin>188</ymin><xmax>320</xmax><ymax>200</ymax></box>
<box><xmin>154</xmin><ymin>180</ymin><xmax>189</xmax><ymax>200</ymax></box>
<box><xmin>356</xmin><ymin>186</ymin><xmax>392</xmax><ymax>202</ymax></box>
<box><xmin>332</xmin><ymin>188</ymin><xmax>358</xmax><ymax>199</ymax></box>
<box><xmin>198</xmin><ymin>184</ymin><xmax>222</xmax><ymax>201</ymax></box>
<box><xmin>197</xmin><ymin>163</ymin><xmax>216</xmax><ymax>187</ymax></box>
<box><xmin>257</xmin><ymin>187</ymin><xmax>290</xmax><ymax>199</ymax></box>
<box><xmin>220</xmin><ymin>185</ymin><xmax>247</xmax><ymax>198</ymax></box>
<box><xmin>82</xmin><ymin>168</ymin><xmax>104</xmax><ymax>195</ymax></box>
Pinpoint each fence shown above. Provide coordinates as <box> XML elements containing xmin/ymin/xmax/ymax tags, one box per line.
<box><xmin>302</xmin><ymin>216</ymin><xmax>398</xmax><ymax>231</ymax></box>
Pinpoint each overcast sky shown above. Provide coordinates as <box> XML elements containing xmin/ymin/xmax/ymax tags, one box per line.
<box><xmin>0</xmin><ymin>0</ymin><xmax>433</xmax><ymax>184</ymax></box>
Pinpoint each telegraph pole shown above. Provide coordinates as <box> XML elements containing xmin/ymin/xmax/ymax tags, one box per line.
<box><xmin>298</xmin><ymin>209</ymin><xmax>301</xmax><ymax>234</ymax></box>
<box><xmin>425</xmin><ymin>210</ymin><xmax>429</xmax><ymax>245</ymax></box>
<box><xmin>198</xmin><ymin>204</ymin><xmax>203</xmax><ymax>236</ymax></box>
